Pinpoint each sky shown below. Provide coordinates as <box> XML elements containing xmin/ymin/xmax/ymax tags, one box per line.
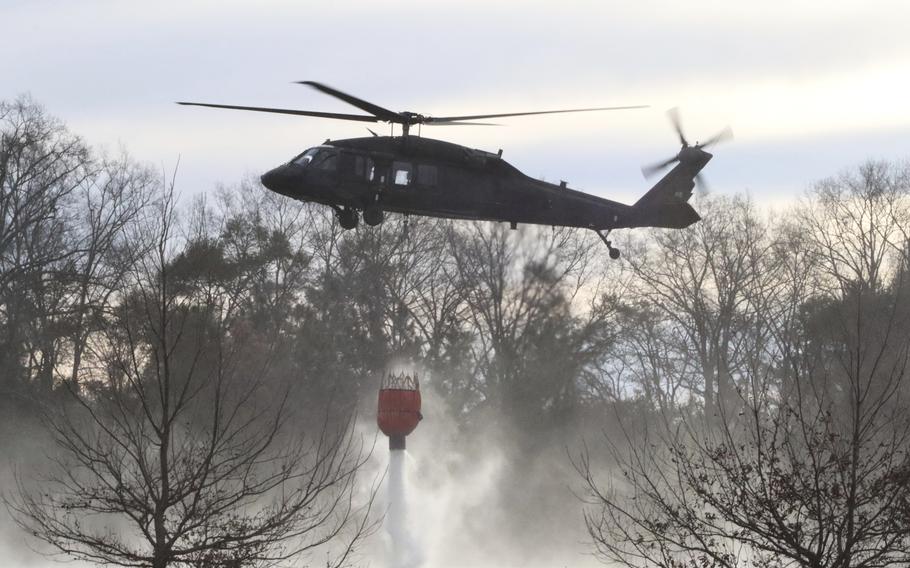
<box><xmin>3</xmin><ymin>0</ymin><xmax>910</xmax><ymax>208</ymax></box>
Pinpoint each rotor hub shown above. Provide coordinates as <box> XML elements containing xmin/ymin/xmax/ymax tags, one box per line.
<box><xmin>399</xmin><ymin>111</ymin><xmax>426</xmax><ymax>125</ymax></box>
<box><xmin>678</xmin><ymin>146</ymin><xmax>708</xmax><ymax>165</ymax></box>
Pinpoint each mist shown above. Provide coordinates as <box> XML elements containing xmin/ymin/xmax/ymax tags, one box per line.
<box><xmin>4</xmin><ymin>91</ymin><xmax>910</xmax><ymax>568</ymax></box>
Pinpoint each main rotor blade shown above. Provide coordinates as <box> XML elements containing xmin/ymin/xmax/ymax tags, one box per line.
<box><xmin>667</xmin><ymin>107</ymin><xmax>688</xmax><ymax>147</ymax></box>
<box><xmin>176</xmin><ymin>102</ymin><xmax>380</xmax><ymax>122</ymax></box>
<box><xmin>426</xmin><ymin>105</ymin><xmax>648</xmax><ymax>123</ymax></box>
<box><xmin>297</xmin><ymin>81</ymin><xmax>401</xmax><ymax>122</ymax></box>
<box><xmin>424</xmin><ymin>121</ymin><xmax>501</xmax><ymax>126</ymax></box>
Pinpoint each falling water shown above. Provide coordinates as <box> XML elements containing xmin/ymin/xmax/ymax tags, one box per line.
<box><xmin>387</xmin><ymin>449</ymin><xmax>423</xmax><ymax>568</ymax></box>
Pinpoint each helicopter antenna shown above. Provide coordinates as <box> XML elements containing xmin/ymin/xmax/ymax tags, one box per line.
<box><xmin>177</xmin><ymin>81</ymin><xmax>649</xmax><ymax>137</ymax></box>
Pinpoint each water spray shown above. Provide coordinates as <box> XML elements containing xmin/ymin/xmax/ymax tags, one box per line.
<box><xmin>377</xmin><ymin>371</ymin><xmax>423</xmax><ymax>567</ymax></box>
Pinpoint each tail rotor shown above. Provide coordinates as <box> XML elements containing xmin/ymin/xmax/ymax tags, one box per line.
<box><xmin>641</xmin><ymin>108</ymin><xmax>733</xmax><ymax>192</ymax></box>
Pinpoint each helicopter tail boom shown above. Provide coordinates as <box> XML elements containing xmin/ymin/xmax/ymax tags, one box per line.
<box><xmin>629</xmin><ymin>148</ymin><xmax>710</xmax><ymax>229</ymax></box>
<box><xmin>631</xmin><ymin>201</ymin><xmax>701</xmax><ymax>229</ymax></box>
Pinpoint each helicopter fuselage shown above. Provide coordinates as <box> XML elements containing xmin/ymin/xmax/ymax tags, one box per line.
<box><xmin>180</xmin><ymin>81</ymin><xmax>725</xmax><ymax>249</ymax></box>
<box><xmin>260</xmin><ymin>135</ymin><xmax>701</xmax><ymax>231</ymax></box>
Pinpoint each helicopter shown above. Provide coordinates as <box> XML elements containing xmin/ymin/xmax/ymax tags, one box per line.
<box><xmin>178</xmin><ymin>82</ymin><xmax>731</xmax><ymax>259</ymax></box>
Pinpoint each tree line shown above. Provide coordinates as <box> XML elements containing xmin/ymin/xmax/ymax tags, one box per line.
<box><xmin>3</xmin><ymin>95</ymin><xmax>910</xmax><ymax>567</ymax></box>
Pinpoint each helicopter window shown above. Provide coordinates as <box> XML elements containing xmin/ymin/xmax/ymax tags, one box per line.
<box><xmin>417</xmin><ymin>164</ymin><xmax>438</xmax><ymax>186</ymax></box>
<box><xmin>311</xmin><ymin>149</ymin><xmax>338</xmax><ymax>171</ymax></box>
<box><xmin>292</xmin><ymin>148</ymin><xmax>319</xmax><ymax>167</ymax></box>
<box><xmin>354</xmin><ymin>155</ymin><xmax>365</xmax><ymax>177</ymax></box>
<box><xmin>392</xmin><ymin>161</ymin><xmax>413</xmax><ymax>186</ymax></box>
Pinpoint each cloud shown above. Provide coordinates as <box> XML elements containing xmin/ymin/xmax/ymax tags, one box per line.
<box><xmin>3</xmin><ymin>0</ymin><xmax>907</xmax><ymax>206</ymax></box>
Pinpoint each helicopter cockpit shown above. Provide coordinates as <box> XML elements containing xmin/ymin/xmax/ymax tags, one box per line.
<box><xmin>291</xmin><ymin>147</ymin><xmax>338</xmax><ymax>170</ymax></box>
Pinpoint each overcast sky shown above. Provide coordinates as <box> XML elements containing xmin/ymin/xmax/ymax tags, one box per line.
<box><xmin>4</xmin><ymin>0</ymin><xmax>910</xmax><ymax>207</ymax></box>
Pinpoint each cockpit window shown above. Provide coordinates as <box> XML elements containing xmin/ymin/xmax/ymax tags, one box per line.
<box><xmin>312</xmin><ymin>150</ymin><xmax>338</xmax><ymax>171</ymax></box>
<box><xmin>292</xmin><ymin>148</ymin><xmax>319</xmax><ymax>167</ymax></box>
<box><xmin>291</xmin><ymin>148</ymin><xmax>337</xmax><ymax>170</ymax></box>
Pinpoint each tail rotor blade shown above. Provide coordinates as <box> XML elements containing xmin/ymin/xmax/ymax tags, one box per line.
<box><xmin>642</xmin><ymin>155</ymin><xmax>679</xmax><ymax>179</ymax></box>
<box><xmin>697</xmin><ymin>126</ymin><xmax>733</xmax><ymax>149</ymax></box>
<box><xmin>695</xmin><ymin>172</ymin><xmax>710</xmax><ymax>196</ymax></box>
<box><xmin>667</xmin><ymin>107</ymin><xmax>688</xmax><ymax>147</ymax></box>
<box><xmin>641</xmin><ymin>107</ymin><xmax>729</xmax><ymax>188</ymax></box>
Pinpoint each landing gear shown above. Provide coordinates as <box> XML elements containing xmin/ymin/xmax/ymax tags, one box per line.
<box><xmin>395</xmin><ymin>214</ymin><xmax>411</xmax><ymax>247</ymax></box>
<box><xmin>363</xmin><ymin>204</ymin><xmax>384</xmax><ymax>226</ymax></box>
<box><xmin>595</xmin><ymin>229</ymin><xmax>621</xmax><ymax>260</ymax></box>
<box><xmin>363</xmin><ymin>188</ymin><xmax>386</xmax><ymax>227</ymax></box>
<box><xmin>337</xmin><ymin>207</ymin><xmax>359</xmax><ymax>230</ymax></box>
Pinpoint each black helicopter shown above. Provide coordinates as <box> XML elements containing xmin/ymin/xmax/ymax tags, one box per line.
<box><xmin>178</xmin><ymin>82</ymin><xmax>730</xmax><ymax>259</ymax></box>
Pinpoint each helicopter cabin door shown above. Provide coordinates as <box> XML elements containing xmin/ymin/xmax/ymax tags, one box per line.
<box><xmin>335</xmin><ymin>151</ymin><xmax>368</xmax><ymax>199</ymax></box>
<box><xmin>385</xmin><ymin>160</ymin><xmax>440</xmax><ymax>211</ymax></box>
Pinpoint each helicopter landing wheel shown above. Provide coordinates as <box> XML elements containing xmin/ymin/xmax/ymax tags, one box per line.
<box><xmin>594</xmin><ymin>229</ymin><xmax>621</xmax><ymax>260</ymax></box>
<box><xmin>363</xmin><ymin>205</ymin><xmax>385</xmax><ymax>227</ymax></box>
<box><xmin>337</xmin><ymin>208</ymin><xmax>359</xmax><ymax>230</ymax></box>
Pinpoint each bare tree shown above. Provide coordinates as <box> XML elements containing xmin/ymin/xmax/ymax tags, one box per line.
<box><xmin>798</xmin><ymin>160</ymin><xmax>910</xmax><ymax>294</ymax></box>
<box><xmin>621</xmin><ymin>195</ymin><xmax>772</xmax><ymax>419</ymax></box>
<box><xmin>0</xmin><ymin>96</ymin><xmax>90</xmax><ymax>288</ymax></box>
<box><xmin>580</xmin><ymin>176</ymin><xmax>910</xmax><ymax>568</ymax></box>
<box><xmin>0</xmin><ymin>96</ymin><xmax>92</xmax><ymax>391</ymax></box>
<box><xmin>63</xmin><ymin>152</ymin><xmax>157</xmax><ymax>387</ymax></box>
<box><xmin>0</xmin><ymin>97</ymin><xmax>154</xmax><ymax>398</ymax></box>
<box><xmin>580</xmin><ymin>287</ymin><xmax>910</xmax><ymax>568</ymax></box>
<box><xmin>9</xmin><ymin>187</ymin><xmax>374</xmax><ymax>568</ymax></box>
<box><xmin>448</xmin><ymin>222</ymin><xmax>617</xmax><ymax>433</ymax></box>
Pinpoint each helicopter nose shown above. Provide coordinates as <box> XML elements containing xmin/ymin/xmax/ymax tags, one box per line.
<box><xmin>260</xmin><ymin>166</ymin><xmax>281</xmax><ymax>190</ymax></box>
<box><xmin>260</xmin><ymin>165</ymin><xmax>295</xmax><ymax>196</ymax></box>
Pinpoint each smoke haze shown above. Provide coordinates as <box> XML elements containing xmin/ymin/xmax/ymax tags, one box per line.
<box><xmin>4</xmin><ymin>61</ymin><xmax>910</xmax><ymax>566</ymax></box>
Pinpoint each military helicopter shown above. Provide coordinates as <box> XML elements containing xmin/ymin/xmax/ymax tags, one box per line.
<box><xmin>178</xmin><ymin>82</ymin><xmax>730</xmax><ymax>259</ymax></box>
